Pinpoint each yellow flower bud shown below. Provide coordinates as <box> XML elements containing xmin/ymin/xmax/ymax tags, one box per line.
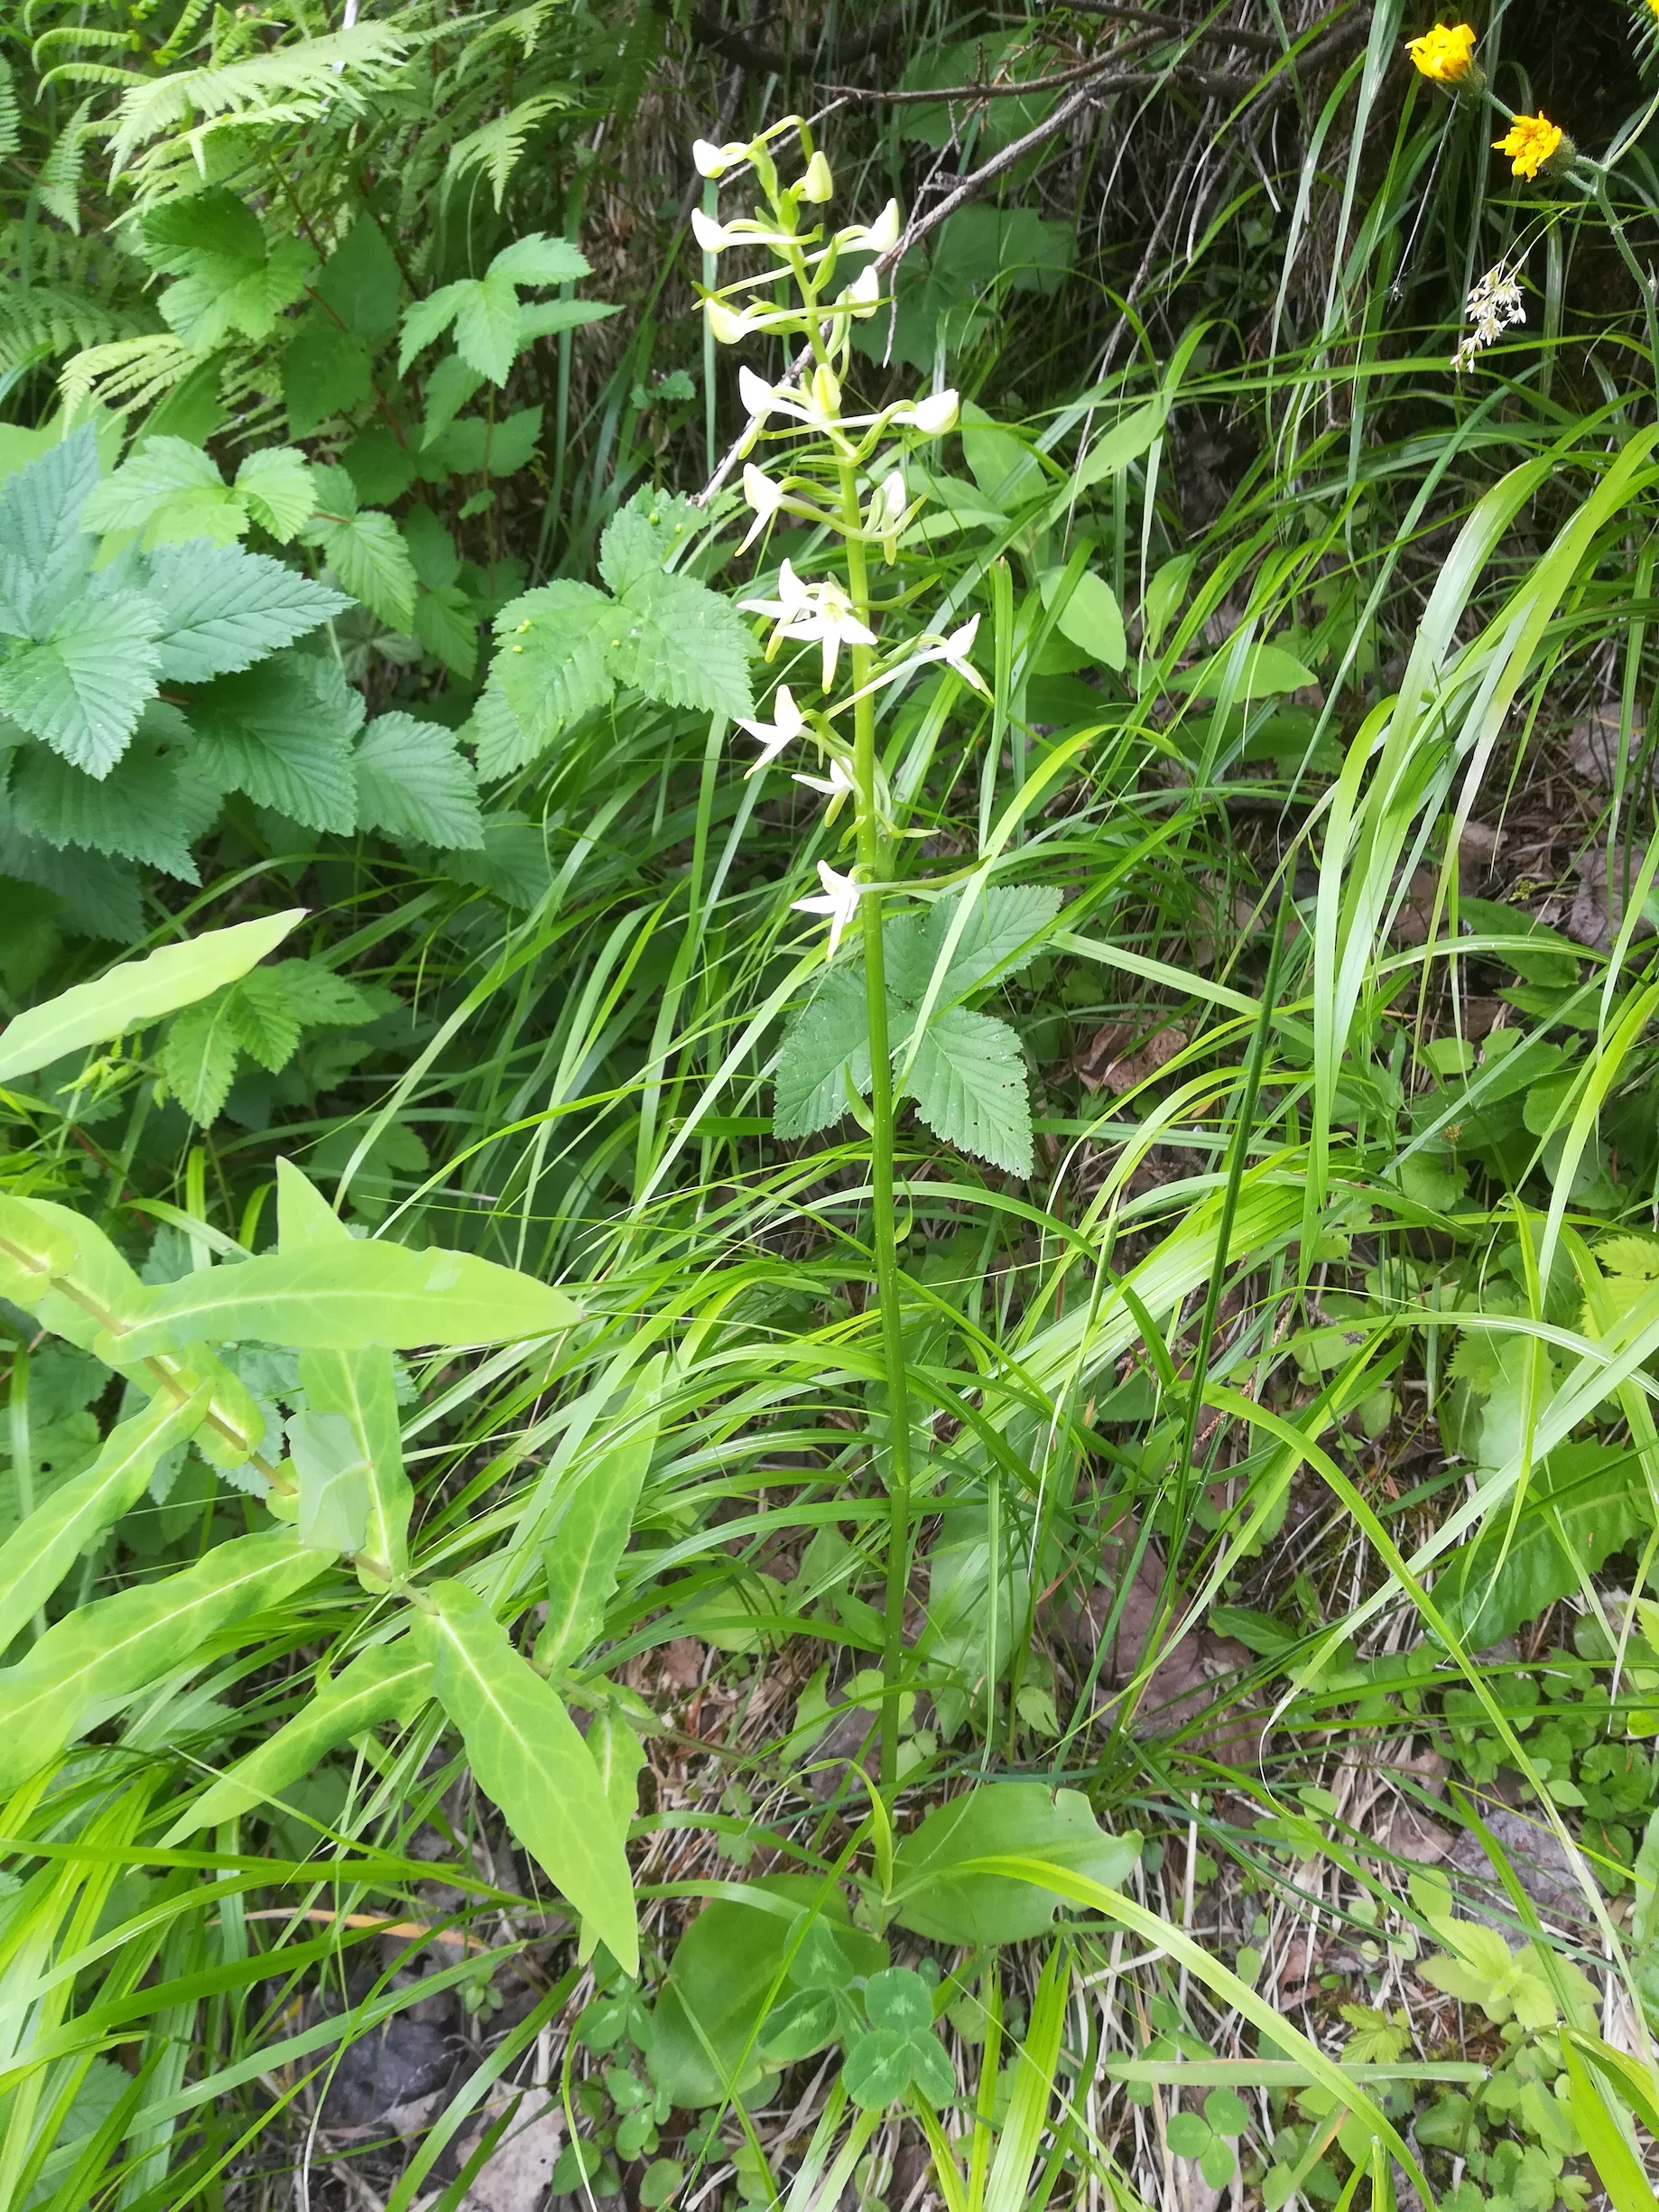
<box><xmin>800</xmin><ymin>150</ymin><xmax>834</xmax><ymax>203</ymax></box>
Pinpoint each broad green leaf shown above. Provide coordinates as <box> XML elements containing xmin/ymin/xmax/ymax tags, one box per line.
<box><xmin>356</xmin><ymin>711</ymin><xmax>485</xmax><ymax>850</ymax></box>
<box><xmin>841</xmin><ymin>2031</ymin><xmax>916</xmax><ymax>2109</ymax></box>
<box><xmin>1072</xmin><ymin>400</ymin><xmax>1165</xmax><ymax>493</ymax></box>
<box><xmin>314</xmin><ymin>507</ymin><xmax>416</xmax><ymax>631</ymax></box>
<box><xmin>1168</xmin><ymin>640</ymin><xmax>1319</xmax><ymax>700</ymax></box>
<box><xmin>0</xmin><ymin>907</ymin><xmax>301</xmax><ymax>1082</ymax></box>
<box><xmin>0</xmin><ymin>587</ymin><xmax>162</xmax><ymax>776</ymax></box>
<box><xmin>0</xmin><ymin>424</ymin><xmax>99</xmax><ymax>599</ymax></box>
<box><xmin>452</xmin><ymin>268</ymin><xmax>522</xmax><ymax>385</ymax></box>
<box><xmin>398</xmin><ymin>280</ymin><xmax>471</xmax><ymax>375</ymax></box>
<box><xmin>598</xmin><ymin>489</ymin><xmax>701</xmax><ymax>594</ymax></box>
<box><xmin>0</xmin><ymin>1386</ymin><xmax>209</xmax><ymax>1647</ymax></box>
<box><xmin>162</xmin><ymin>991</ymin><xmax>247</xmax><ymax>1122</ymax></box>
<box><xmin>144</xmin><ymin>190</ymin><xmax>313</xmax><ymax>349</ymax></box>
<box><xmin>413</xmin><ymin>584</ymin><xmax>478</xmax><ymax>681</ymax></box>
<box><xmin>234</xmin><ymin>446</ymin><xmax>316</xmax><ymax>541</ymax></box>
<box><xmin>286</xmin><ymin>1409</ymin><xmax>372</xmax><ymax>1554</ymax></box>
<box><xmin>610</xmin><ymin>570</ymin><xmax>755</xmax><ymax>718</ymax></box>
<box><xmin>587</xmin><ymin>1706</ymin><xmax>646</xmax><ymax>1834</ymax></box>
<box><xmin>489</xmin><ymin>233</ymin><xmax>591</xmax><ymax>288</ymax></box>
<box><xmin>649</xmin><ymin>1879</ymin><xmax>886</xmax><ymax>2106</ymax></box>
<box><xmin>144</xmin><ymin>541</ymin><xmax>347</xmax><ymax>682</ymax></box>
<box><xmin>0</xmin><ymin>1194</ymin><xmax>77</xmax><ymax>1300</ymax></box>
<box><xmin>0</xmin><ymin>1529</ymin><xmax>331</xmax><ymax>1793</ymax></box>
<box><xmin>421</xmin><ymin>354</ymin><xmax>485</xmax><ymax>449</ymax></box>
<box><xmin>1433</xmin><ymin>1441</ymin><xmax>1649</xmax><ymax>1647</ymax></box>
<box><xmin>11</xmin><ymin>740</ymin><xmax>198</xmax><ymax>878</ymax></box>
<box><xmin>535</xmin><ymin>1359</ymin><xmax>663</xmax><ymax>1674</ymax></box>
<box><xmin>163</xmin><ymin>1637</ymin><xmax>431</xmax><ymax>1843</ymax></box>
<box><xmin>416</xmin><ymin>1580</ymin><xmax>637</xmax><ymax>1973</ymax></box>
<box><xmin>314</xmin><ymin>215</ymin><xmax>403</xmax><ymax>339</ymax></box>
<box><xmin>427</xmin><ymin>404</ymin><xmax>542</xmax><ymax>479</ymax></box>
<box><xmin>79</xmin><ymin>436</ymin><xmax>224</xmax><ymax>540</ymax></box>
<box><xmin>904</xmin><ymin>1005</ymin><xmax>1033</xmax><ymax>1176</ymax></box>
<box><xmin>887</xmin><ymin>1783</ymin><xmax>1140</xmax><ymax>1944</ymax></box>
<box><xmin>773</xmin><ymin>967</ymin><xmax>871</xmax><ymax>1139</ymax></box>
<box><xmin>1038</xmin><ymin>567</ymin><xmax>1125</xmax><ymax>671</ymax></box>
<box><xmin>191</xmin><ymin>652</ymin><xmax>364</xmax><ymax>832</ymax></box>
<box><xmin>225</xmin><ymin>970</ymin><xmax>302</xmax><ymax>1073</ymax></box>
<box><xmin>115</xmin><ymin>1239</ymin><xmax>579</xmax><ymax>1355</ymax></box>
<box><xmin>292</xmin><ymin>1187</ymin><xmax>412</xmax><ymax>1582</ymax></box>
<box><xmin>885</xmin><ymin>885</ymin><xmax>1063</xmax><ymax>1007</ymax></box>
<box><xmin>494</xmin><ymin>581</ymin><xmax>614</xmax><ymax>746</ymax></box>
<box><xmin>283</xmin><ymin>316</ymin><xmax>375</xmax><ymax>439</ymax></box>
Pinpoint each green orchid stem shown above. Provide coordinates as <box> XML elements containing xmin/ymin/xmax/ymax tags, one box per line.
<box><xmin>839</xmin><ymin>466</ymin><xmax>914</xmax><ymax>1793</ymax></box>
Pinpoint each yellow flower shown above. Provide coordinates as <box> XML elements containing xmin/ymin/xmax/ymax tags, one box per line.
<box><xmin>1493</xmin><ymin>111</ymin><xmax>1567</xmax><ymax>180</ymax></box>
<box><xmin>1405</xmin><ymin>22</ymin><xmax>1478</xmax><ymax>81</ymax></box>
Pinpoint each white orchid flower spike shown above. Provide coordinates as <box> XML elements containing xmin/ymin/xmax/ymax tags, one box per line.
<box><xmin>740</xmin><ymin>561</ymin><xmax>877</xmax><ymax>690</ymax></box>
<box><xmin>737</xmin><ymin>683</ymin><xmax>805</xmax><ymax>773</ymax></box>
<box><xmin>792</xmin><ymin>861</ymin><xmax>863</xmax><ymax>958</ymax></box>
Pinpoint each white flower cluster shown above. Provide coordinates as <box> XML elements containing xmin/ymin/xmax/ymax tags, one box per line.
<box><xmin>1451</xmin><ymin>262</ymin><xmax>1526</xmax><ymax>372</ymax></box>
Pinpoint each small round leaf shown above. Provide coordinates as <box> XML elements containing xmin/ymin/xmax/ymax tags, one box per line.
<box><xmin>841</xmin><ymin>2029</ymin><xmax>914</xmax><ymax>2109</ymax></box>
<box><xmin>864</xmin><ymin>1966</ymin><xmax>933</xmax><ymax>2036</ymax></box>
<box><xmin>1204</xmin><ymin>2087</ymin><xmax>1251</xmax><ymax>2137</ymax></box>
<box><xmin>1165</xmin><ymin>2112</ymin><xmax>1211</xmax><ymax>2159</ymax></box>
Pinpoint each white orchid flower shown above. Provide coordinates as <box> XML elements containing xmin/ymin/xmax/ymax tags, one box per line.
<box><xmin>739</xmin><ymin>560</ymin><xmax>877</xmax><ymax>689</ymax></box>
<box><xmin>792</xmin><ymin>860</ymin><xmax>863</xmax><ymax>958</ymax></box>
<box><xmin>693</xmin><ymin>136</ymin><xmax>750</xmax><ymax>179</ymax></box>
<box><xmin>866</xmin><ymin>469</ymin><xmax>909</xmax><ymax>557</ymax></box>
<box><xmin>894</xmin><ymin>388</ymin><xmax>959</xmax><ymax>436</ymax></box>
<box><xmin>835</xmin><ymin>265</ymin><xmax>883</xmax><ymax>322</ymax></box>
<box><xmin>914</xmin><ymin>613</ymin><xmax>989</xmax><ymax>692</ymax></box>
<box><xmin>739</xmin><ymin>363</ymin><xmax>843</xmax><ymax>435</ymax></box>
<box><xmin>837</xmin><ymin>200</ymin><xmax>901</xmax><ymax>256</ymax></box>
<box><xmin>792</xmin><ymin>755</ymin><xmax>857</xmax><ymax>820</ymax></box>
<box><xmin>704</xmin><ymin>297</ymin><xmax>756</xmax><ymax>345</ymax></box>
<box><xmin>737</xmin><ymin>683</ymin><xmax>805</xmax><ymax>773</ymax></box>
<box><xmin>738</xmin><ymin>461</ymin><xmax>784</xmax><ymax>552</ymax></box>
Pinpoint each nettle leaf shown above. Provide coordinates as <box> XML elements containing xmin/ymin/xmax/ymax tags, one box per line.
<box><xmin>225</xmin><ymin>968</ymin><xmax>303</xmax><ymax>1071</ymax></box>
<box><xmin>315</xmin><ymin>508</ymin><xmax>417</xmax><ymax>631</ymax></box>
<box><xmin>774</xmin><ymin>968</ymin><xmax>871</xmax><ymax>1139</ymax></box>
<box><xmin>493</xmin><ymin>581</ymin><xmax>615</xmax><ymax>756</ymax></box>
<box><xmin>885</xmin><ymin>885</ymin><xmax>1063</xmax><ymax>1006</ymax></box>
<box><xmin>0</xmin><ymin>832</ymin><xmax>142</xmax><ymax>942</ymax></box>
<box><xmin>235</xmin><ymin>448</ymin><xmax>316</xmax><ymax>542</ymax></box>
<box><xmin>191</xmin><ymin>652</ymin><xmax>364</xmax><ymax>832</ymax></box>
<box><xmin>144</xmin><ymin>188</ymin><xmax>315</xmax><ymax>349</ymax></box>
<box><xmin>0</xmin><ymin>425</ymin><xmax>99</xmax><ymax>601</ymax></box>
<box><xmin>0</xmin><ymin>587</ymin><xmax>163</xmax><ymax>776</ymax></box>
<box><xmin>489</xmin><ymin>234</ymin><xmax>592</xmax><ymax>287</ymax></box>
<box><xmin>611</xmin><ymin>570</ymin><xmax>755</xmax><ymax>719</ymax></box>
<box><xmin>356</xmin><ymin>711</ymin><xmax>485</xmax><ymax>850</ymax></box>
<box><xmin>904</xmin><ymin>1005</ymin><xmax>1033</xmax><ymax>1176</ymax></box>
<box><xmin>144</xmin><ymin>542</ymin><xmax>347</xmax><ymax>683</ymax></box>
<box><xmin>598</xmin><ymin>488</ymin><xmax>702</xmax><ymax>593</ymax></box>
<box><xmin>10</xmin><ymin>739</ymin><xmax>199</xmax><ymax>878</ymax></box>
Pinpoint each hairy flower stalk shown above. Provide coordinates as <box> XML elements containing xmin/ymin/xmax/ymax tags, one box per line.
<box><xmin>700</xmin><ymin>115</ymin><xmax>973</xmax><ymax>1785</ymax></box>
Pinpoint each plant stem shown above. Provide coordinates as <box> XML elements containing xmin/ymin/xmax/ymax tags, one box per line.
<box><xmin>839</xmin><ymin>473</ymin><xmax>914</xmax><ymax>1790</ymax></box>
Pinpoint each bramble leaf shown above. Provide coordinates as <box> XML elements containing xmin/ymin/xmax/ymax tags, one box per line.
<box><xmin>904</xmin><ymin>1004</ymin><xmax>1033</xmax><ymax>1175</ymax></box>
<box><xmin>145</xmin><ymin>541</ymin><xmax>347</xmax><ymax>682</ymax></box>
<box><xmin>773</xmin><ymin>968</ymin><xmax>871</xmax><ymax>1140</ymax></box>
<box><xmin>355</xmin><ymin>711</ymin><xmax>484</xmax><ymax>850</ymax></box>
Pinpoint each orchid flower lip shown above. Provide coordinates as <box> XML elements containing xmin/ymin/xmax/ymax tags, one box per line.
<box><xmin>792</xmin><ymin>861</ymin><xmax>863</xmax><ymax>957</ymax></box>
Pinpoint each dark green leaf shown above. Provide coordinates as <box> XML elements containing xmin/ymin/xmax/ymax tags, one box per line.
<box><xmin>773</xmin><ymin>967</ymin><xmax>870</xmax><ymax>1139</ymax></box>
<box><xmin>0</xmin><ymin>587</ymin><xmax>162</xmax><ymax>776</ymax></box>
<box><xmin>10</xmin><ymin>740</ymin><xmax>197</xmax><ymax>878</ymax></box>
<box><xmin>314</xmin><ymin>214</ymin><xmax>403</xmax><ymax>339</ymax></box>
<box><xmin>356</xmin><ymin>711</ymin><xmax>484</xmax><ymax>850</ymax></box>
<box><xmin>841</xmin><ymin>2030</ymin><xmax>913</xmax><ymax>2109</ymax></box>
<box><xmin>190</xmin><ymin>652</ymin><xmax>364</xmax><ymax>832</ymax></box>
<box><xmin>887</xmin><ymin>1783</ymin><xmax>1141</xmax><ymax>1945</ymax></box>
<box><xmin>283</xmin><ymin>316</ymin><xmax>375</xmax><ymax>438</ymax></box>
<box><xmin>1433</xmin><ymin>1442</ymin><xmax>1650</xmax><ymax>1648</ymax></box>
<box><xmin>864</xmin><ymin>1967</ymin><xmax>932</xmax><ymax>2036</ymax></box>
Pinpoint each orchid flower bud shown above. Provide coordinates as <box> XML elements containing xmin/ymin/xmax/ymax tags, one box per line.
<box><xmin>866</xmin><ymin>199</ymin><xmax>901</xmax><ymax>254</ymax></box>
<box><xmin>738</xmin><ymin>365</ymin><xmax>775</xmax><ymax>423</ymax></box>
<box><xmin>810</xmin><ymin>363</ymin><xmax>841</xmax><ymax>420</ymax></box>
<box><xmin>909</xmin><ymin>389</ymin><xmax>959</xmax><ymax>436</ymax></box>
<box><xmin>800</xmin><ymin>150</ymin><xmax>834</xmax><ymax>203</ymax></box>
<box><xmin>691</xmin><ymin>208</ymin><xmax>731</xmax><ymax>254</ymax></box>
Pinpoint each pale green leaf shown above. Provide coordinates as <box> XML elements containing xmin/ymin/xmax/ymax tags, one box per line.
<box><xmin>887</xmin><ymin>1783</ymin><xmax>1139</xmax><ymax>1944</ymax></box>
<box><xmin>417</xmin><ymin>1579</ymin><xmax>637</xmax><ymax>1974</ymax></box>
<box><xmin>356</xmin><ymin>711</ymin><xmax>485</xmax><ymax>850</ymax></box>
<box><xmin>0</xmin><ymin>588</ymin><xmax>163</xmax><ymax>776</ymax></box>
<box><xmin>450</xmin><ymin>269</ymin><xmax>522</xmax><ymax>385</ymax></box>
<box><xmin>904</xmin><ymin>1005</ymin><xmax>1033</xmax><ymax>1175</ymax></box>
<box><xmin>79</xmin><ymin>436</ymin><xmax>224</xmax><ymax>538</ymax></box>
<box><xmin>286</xmin><ymin>1408</ymin><xmax>371</xmax><ymax>1554</ymax></box>
<box><xmin>234</xmin><ymin>447</ymin><xmax>317</xmax><ymax>542</ymax></box>
<box><xmin>145</xmin><ymin>541</ymin><xmax>347</xmax><ymax>682</ymax></box>
<box><xmin>609</xmin><ymin>570</ymin><xmax>754</xmax><ymax>718</ymax></box>
<box><xmin>191</xmin><ymin>653</ymin><xmax>364</xmax><ymax>832</ymax></box>
<box><xmin>161</xmin><ymin>993</ymin><xmax>244</xmax><ymax>1122</ymax></box>
<box><xmin>115</xmin><ymin>1239</ymin><xmax>579</xmax><ymax>1356</ymax></box>
<box><xmin>318</xmin><ymin>507</ymin><xmax>417</xmax><ymax>630</ymax></box>
<box><xmin>1038</xmin><ymin>567</ymin><xmax>1125</xmax><ymax>671</ymax></box>
<box><xmin>0</xmin><ymin>1529</ymin><xmax>331</xmax><ymax>1794</ymax></box>
<box><xmin>493</xmin><ymin>581</ymin><xmax>614</xmax><ymax>748</ymax></box>
<box><xmin>0</xmin><ymin>1387</ymin><xmax>209</xmax><ymax>1648</ymax></box>
<box><xmin>420</xmin><ymin>355</ymin><xmax>485</xmax><ymax>450</ymax></box>
<box><xmin>398</xmin><ymin>280</ymin><xmax>470</xmax><ymax>376</ymax></box>
<box><xmin>514</xmin><ymin>299</ymin><xmax>619</xmax><ymax>346</ymax></box>
<box><xmin>773</xmin><ymin>968</ymin><xmax>871</xmax><ymax>1139</ymax></box>
<box><xmin>413</xmin><ymin>584</ymin><xmax>478</xmax><ymax>681</ymax></box>
<box><xmin>0</xmin><ymin>908</ymin><xmax>301</xmax><ymax>1082</ymax></box>
<box><xmin>1169</xmin><ymin>639</ymin><xmax>1319</xmax><ymax>701</ymax></box>
<box><xmin>488</xmin><ymin>233</ymin><xmax>591</xmax><ymax>287</ymax></box>
<box><xmin>885</xmin><ymin>885</ymin><xmax>1063</xmax><ymax>1007</ymax></box>
<box><xmin>535</xmin><ymin>1360</ymin><xmax>663</xmax><ymax>1675</ymax></box>
<box><xmin>162</xmin><ymin>1638</ymin><xmax>431</xmax><ymax>1843</ymax></box>
<box><xmin>0</xmin><ymin>425</ymin><xmax>100</xmax><ymax>599</ymax></box>
<box><xmin>598</xmin><ymin>489</ymin><xmax>701</xmax><ymax>594</ymax></box>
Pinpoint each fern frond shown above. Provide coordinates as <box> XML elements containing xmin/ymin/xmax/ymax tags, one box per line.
<box><xmin>153</xmin><ymin>0</ymin><xmax>217</xmax><ymax>67</ymax></box>
<box><xmin>37</xmin><ymin>62</ymin><xmax>144</xmax><ymax>94</ymax></box>
<box><xmin>443</xmin><ymin>90</ymin><xmax>571</xmax><ymax>214</ymax></box>
<box><xmin>107</xmin><ymin>21</ymin><xmax>411</xmax><ymax>175</ymax></box>
<box><xmin>458</xmin><ymin>1</ymin><xmax>564</xmax><ymax>68</ymax></box>
<box><xmin>31</xmin><ymin>25</ymin><xmax>138</xmax><ymax>64</ymax></box>
<box><xmin>0</xmin><ymin>63</ymin><xmax>20</xmax><ymax>160</ymax></box>
<box><xmin>0</xmin><ymin>280</ymin><xmax>142</xmax><ymax>367</ymax></box>
<box><xmin>58</xmin><ymin>331</ymin><xmax>193</xmax><ymax>415</ymax></box>
<box><xmin>38</xmin><ymin>98</ymin><xmax>94</xmax><ymax>232</ymax></box>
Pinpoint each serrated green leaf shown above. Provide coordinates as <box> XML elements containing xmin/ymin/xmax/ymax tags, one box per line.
<box><xmin>0</xmin><ymin>1387</ymin><xmax>209</xmax><ymax>1648</ymax></box>
<box><xmin>314</xmin><ymin>215</ymin><xmax>403</xmax><ymax>339</ymax></box>
<box><xmin>413</xmin><ymin>584</ymin><xmax>478</xmax><ymax>681</ymax></box>
<box><xmin>904</xmin><ymin>1004</ymin><xmax>1033</xmax><ymax>1175</ymax></box>
<box><xmin>163</xmin><ymin>1638</ymin><xmax>431</xmax><ymax>1843</ymax></box>
<box><xmin>610</xmin><ymin>570</ymin><xmax>754</xmax><ymax>718</ymax></box>
<box><xmin>162</xmin><ymin>992</ymin><xmax>244</xmax><ymax>1123</ymax></box>
<box><xmin>190</xmin><ymin>652</ymin><xmax>363</xmax><ymax>832</ymax></box>
<box><xmin>535</xmin><ymin>1360</ymin><xmax>663</xmax><ymax>1676</ymax></box>
<box><xmin>0</xmin><ymin>425</ymin><xmax>99</xmax><ymax>600</ymax></box>
<box><xmin>115</xmin><ymin>1239</ymin><xmax>579</xmax><ymax>1355</ymax></box>
<box><xmin>885</xmin><ymin>884</ymin><xmax>1064</xmax><ymax>1007</ymax></box>
<box><xmin>145</xmin><ymin>542</ymin><xmax>347</xmax><ymax>682</ymax></box>
<box><xmin>0</xmin><ymin>830</ymin><xmax>141</xmax><ymax>943</ymax></box>
<box><xmin>356</xmin><ymin>711</ymin><xmax>484</xmax><ymax>850</ymax></box>
<box><xmin>416</xmin><ymin>1579</ymin><xmax>637</xmax><ymax>1974</ymax></box>
<box><xmin>10</xmin><ymin>739</ymin><xmax>197</xmax><ymax>878</ymax></box>
<box><xmin>145</xmin><ymin>191</ymin><xmax>314</xmax><ymax>349</ymax></box>
<box><xmin>0</xmin><ymin>1528</ymin><xmax>331</xmax><ymax>1793</ymax></box>
<box><xmin>0</xmin><ymin>588</ymin><xmax>162</xmax><ymax>776</ymax></box>
<box><xmin>283</xmin><ymin>315</ymin><xmax>375</xmax><ymax>439</ymax></box>
<box><xmin>598</xmin><ymin>488</ymin><xmax>701</xmax><ymax>594</ymax></box>
<box><xmin>79</xmin><ymin>436</ymin><xmax>226</xmax><ymax>542</ymax></box>
<box><xmin>317</xmin><ymin>507</ymin><xmax>417</xmax><ymax>631</ymax></box>
<box><xmin>0</xmin><ymin>908</ymin><xmax>301</xmax><ymax>1082</ymax></box>
<box><xmin>234</xmin><ymin>447</ymin><xmax>316</xmax><ymax>542</ymax></box>
<box><xmin>468</xmin><ymin>683</ymin><xmax>539</xmax><ymax>779</ymax></box>
<box><xmin>515</xmin><ymin>299</ymin><xmax>619</xmax><ymax>346</ymax></box>
<box><xmin>225</xmin><ymin>969</ymin><xmax>302</xmax><ymax>1072</ymax></box>
<box><xmin>494</xmin><ymin>580</ymin><xmax>615</xmax><ymax>745</ymax></box>
<box><xmin>452</xmin><ymin>268</ymin><xmax>522</xmax><ymax>386</ymax></box>
<box><xmin>398</xmin><ymin>280</ymin><xmax>471</xmax><ymax>375</ymax></box>
<box><xmin>489</xmin><ymin>233</ymin><xmax>592</xmax><ymax>287</ymax></box>
<box><xmin>1432</xmin><ymin>1441</ymin><xmax>1648</xmax><ymax>1647</ymax></box>
<box><xmin>773</xmin><ymin>968</ymin><xmax>871</xmax><ymax>1139</ymax></box>
<box><xmin>263</xmin><ymin>958</ymin><xmax>375</xmax><ymax>1027</ymax></box>
<box><xmin>420</xmin><ymin>355</ymin><xmax>485</xmax><ymax>450</ymax></box>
